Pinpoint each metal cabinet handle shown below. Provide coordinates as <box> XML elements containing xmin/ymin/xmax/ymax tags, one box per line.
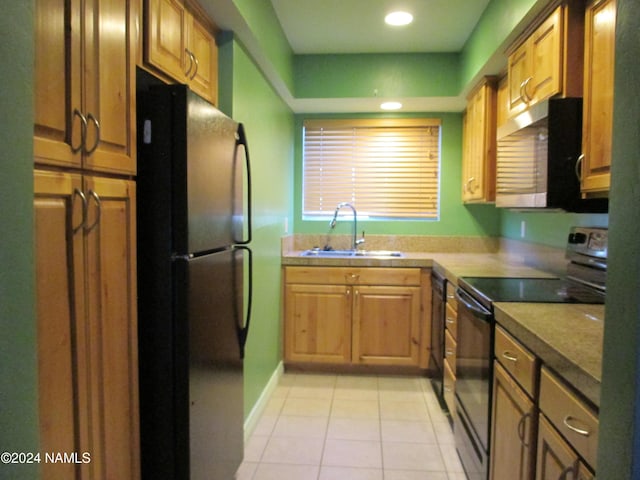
<box><xmin>445</xmin><ymin>348</ymin><xmax>455</xmax><ymax>357</ymax></box>
<box><xmin>575</xmin><ymin>154</ymin><xmax>585</xmax><ymax>183</ymax></box>
<box><xmin>72</xmin><ymin>188</ymin><xmax>88</xmax><ymax>233</ymax></box>
<box><xmin>71</xmin><ymin>108</ymin><xmax>87</xmax><ymax>153</ymax></box>
<box><xmin>190</xmin><ymin>53</ymin><xmax>199</xmax><ymax>80</ymax></box>
<box><xmin>563</xmin><ymin>416</ymin><xmax>591</xmax><ymax>437</ymax></box>
<box><xmin>185</xmin><ymin>48</ymin><xmax>194</xmax><ymax>77</ymax></box>
<box><xmin>464</xmin><ymin>177</ymin><xmax>476</xmax><ymax>194</ymax></box>
<box><xmin>502</xmin><ymin>351</ymin><xmax>518</xmax><ymax>362</ymax></box>
<box><xmin>85</xmin><ymin>190</ymin><xmax>102</xmax><ymax>232</ymax></box>
<box><xmin>85</xmin><ymin>113</ymin><xmax>100</xmax><ymax>155</ymax></box>
<box><xmin>520</xmin><ymin>76</ymin><xmax>533</xmax><ymax>103</ymax></box>
<box><xmin>446</xmin><ymin>317</ymin><xmax>455</xmax><ymax>325</ymax></box>
<box><xmin>517</xmin><ymin>412</ymin><xmax>531</xmax><ymax>447</ymax></box>
<box><xmin>558</xmin><ymin>465</ymin><xmax>576</xmax><ymax>480</ymax></box>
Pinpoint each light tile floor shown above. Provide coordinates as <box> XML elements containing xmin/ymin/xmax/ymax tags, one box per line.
<box><xmin>235</xmin><ymin>372</ymin><xmax>467</xmax><ymax>480</ymax></box>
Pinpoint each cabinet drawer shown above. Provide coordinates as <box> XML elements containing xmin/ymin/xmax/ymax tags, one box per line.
<box><xmin>443</xmin><ymin>358</ymin><xmax>456</xmax><ymax>417</ymax></box>
<box><xmin>446</xmin><ymin>282</ymin><xmax>458</xmax><ymax>311</ymax></box>
<box><xmin>285</xmin><ymin>266</ymin><xmax>420</xmax><ymax>286</ymax></box>
<box><xmin>494</xmin><ymin>326</ymin><xmax>538</xmax><ymax>398</ymax></box>
<box><xmin>444</xmin><ymin>329</ymin><xmax>457</xmax><ymax>374</ymax></box>
<box><xmin>445</xmin><ymin>303</ymin><xmax>458</xmax><ymax>340</ymax></box>
<box><xmin>539</xmin><ymin>367</ymin><xmax>599</xmax><ymax>469</ymax></box>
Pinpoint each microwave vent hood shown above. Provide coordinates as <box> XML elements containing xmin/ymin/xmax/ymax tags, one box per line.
<box><xmin>495</xmin><ymin>98</ymin><xmax>607</xmax><ymax>213</ymax></box>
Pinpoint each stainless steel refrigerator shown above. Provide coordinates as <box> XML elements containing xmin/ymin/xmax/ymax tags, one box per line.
<box><xmin>136</xmin><ymin>83</ymin><xmax>252</xmax><ymax>480</ymax></box>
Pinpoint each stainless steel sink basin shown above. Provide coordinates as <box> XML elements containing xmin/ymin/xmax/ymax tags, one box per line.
<box><xmin>300</xmin><ymin>249</ymin><xmax>404</xmax><ymax>258</ymax></box>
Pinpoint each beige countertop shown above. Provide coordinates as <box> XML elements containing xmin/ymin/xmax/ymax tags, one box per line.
<box><xmin>494</xmin><ymin>302</ymin><xmax>604</xmax><ymax>408</ymax></box>
<box><xmin>282</xmin><ymin>248</ymin><xmax>604</xmax><ymax>408</ymax></box>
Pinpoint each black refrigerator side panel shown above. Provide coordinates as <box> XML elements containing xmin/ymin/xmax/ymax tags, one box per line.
<box><xmin>178</xmin><ymin>250</ymin><xmax>245</xmax><ymax>480</ymax></box>
<box><xmin>177</xmin><ymin>88</ymin><xmax>239</xmax><ymax>254</ymax></box>
<box><xmin>137</xmin><ymin>87</ymin><xmax>181</xmax><ymax>480</ymax></box>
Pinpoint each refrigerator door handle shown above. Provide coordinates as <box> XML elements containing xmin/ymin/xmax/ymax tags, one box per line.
<box><xmin>235</xmin><ymin>123</ymin><xmax>252</xmax><ymax>245</ymax></box>
<box><xmin>235</xmin><ymin>245</ymin><xmax>253</xmax><ymax>358</ymax></box>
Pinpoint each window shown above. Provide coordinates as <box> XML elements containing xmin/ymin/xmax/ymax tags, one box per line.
<box><xmin>302</xmin><ymin>118</ymin><xmax>441</xmax><ymax>220</ymax></box>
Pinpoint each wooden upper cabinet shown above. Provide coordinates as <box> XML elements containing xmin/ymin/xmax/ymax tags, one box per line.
<box><xmin>462</xmin><ymin>77</ymin><xmax>497</xmax><ymax>203</ymax></box>
<box><xmin>186</xmin><ymin>13</ymin><xmax>219</xmax><ymax>104</ymax></box>
<box><xmin>146</xmin><ymin>0</ymin><xmax>188</xmax><ymax>82</ymax></box>
<box><xmin>508</xmin><ymin>7</ymin><xmax>562</xmax><ymax>116</ymax></box>
<box><xmin>496</xmin><ymin>75</ymin><xmax>510</xmax><ymax>129</ymax></box>
<box><xmin>580</xmin><ymin>0</ymin><xmax>616</xmax><ymax>197</ymax></box>
<box><xmin>507</xmin><ymin>2</ymin><xmax>584</xmax><ymax>118</ymax></box>
<box><xmin>34</xmin><ymin>0</ymin><xmax>82</xmax><ymax>170</ymax></box>
<box><xmin>34</xmin><ymin>0</ymin><xmax>137</xmax><ymax>175</ymax></box>
<box><xmin>146</xmin><ymin>0</ymin><xmax>219</xmax><ymax>104</ymax></box>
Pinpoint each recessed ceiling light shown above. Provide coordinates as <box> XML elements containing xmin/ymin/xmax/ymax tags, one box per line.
<box><xmin>380</xmin><ymin>101</ymin><xmax>402</xmax><ymax>110</ymax></box>
<box><xmin>385</xmin><ymin>11</ymin><xmax>413</xmax><ymax>26</ymax></box>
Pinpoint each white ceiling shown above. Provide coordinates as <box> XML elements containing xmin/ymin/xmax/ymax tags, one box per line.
<box><xmin>270</xmin><ymin>0</ymin><xmax>492</xmax><ymax>54</ymax></box>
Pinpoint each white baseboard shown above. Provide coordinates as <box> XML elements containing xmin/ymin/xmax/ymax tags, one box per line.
<box><xmin>244</xmin><ymin>361</ymin><xmax>284</xmax><ymax>443</ymax></box>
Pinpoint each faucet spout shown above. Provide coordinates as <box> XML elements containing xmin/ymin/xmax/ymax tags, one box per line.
<box><xmin>330</xmin><ymin>202</ymin><xmax>365</xmax><ymax>250</ymax></box>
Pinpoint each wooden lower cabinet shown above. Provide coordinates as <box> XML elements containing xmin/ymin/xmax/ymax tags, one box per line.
<box><xmin>284</xmin><ymin>284</ymin><xmax>352</xmax><ymax>363</ymax></box>
<box><xmin>283</xmin><ymin>267</ymin><xmax>424</xmax><ymax>367</ymax></box>
<box><xmin>34</xmin><ymin>170</ymin><xmax>139</xmax><ymax>480</ymax></box>
<box><xmin>536</xmin><ymin>415</ymin><xmax>581</xmax><ymax>480</ymax></box>
<box><xmin>490</xmin><ymin>362</ymin><xmax>537</xmax><ymax>480</ymax></box>
<box><xmin>353</xmin><ymin>285</ymin><xmax>421</xmax><ymax>365</ymax></box>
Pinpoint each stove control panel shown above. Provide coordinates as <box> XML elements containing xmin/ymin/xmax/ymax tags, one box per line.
<box><xmin>567</xmin><ymin>226</ymin><xmax>608</xmax><ymax>260</ymax></box>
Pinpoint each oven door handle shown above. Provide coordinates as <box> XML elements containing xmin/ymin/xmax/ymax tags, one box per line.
<box><xmin>455</xmin><ymin>288</ymin><xmax>492</xmax><ymax>320</ymax></box>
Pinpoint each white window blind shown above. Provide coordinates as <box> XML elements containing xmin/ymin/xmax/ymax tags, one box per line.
<box><xmin>303</xmin><ymin>118</ymin><xmax>441</xmax><ymax>219</ymax></box>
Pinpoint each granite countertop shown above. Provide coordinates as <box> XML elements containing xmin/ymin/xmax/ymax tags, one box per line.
<box><xmin>282</xmin><ymin>242</ymin><xmax>604</xmax><ymax>408</ymax></box>
<box><xmin>494</xmin><ymin>302</ymin><xmax>604</xmax><ymax>408</ymax></box>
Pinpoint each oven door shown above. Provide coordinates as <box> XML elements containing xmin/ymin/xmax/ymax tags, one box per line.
<box><xmin>454</xmin><ymin>287</ymin><xmax>493</xmax><ymax>480</ymax></box>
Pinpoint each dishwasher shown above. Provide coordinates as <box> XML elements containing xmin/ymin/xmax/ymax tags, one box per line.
<box><xmin>429</xmin><ymin>270</ymin><xmax>447</xmax><ymax>411</ymax></box>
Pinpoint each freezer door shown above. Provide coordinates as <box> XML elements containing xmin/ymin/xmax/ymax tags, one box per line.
<box><xmin>174</xmin><ymin>248</ymin><xmax>245</xmax><ymax>480</ymax></box>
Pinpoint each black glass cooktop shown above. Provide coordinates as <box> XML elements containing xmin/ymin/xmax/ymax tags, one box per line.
<box><xmin>458</xmin><ymin>277</ymin><xmax>605</xmax><ymax>306</ymax></box>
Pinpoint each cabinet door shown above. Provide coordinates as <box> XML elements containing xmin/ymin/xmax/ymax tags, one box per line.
<box><xmin>34</xmin><ymin>170</ymin><xmax>86</xmax><ymax>480</ymax></box>
<box><xmin>33</xmin><ymin>0</ymin><xmax>82</xmax><ymax>169</ymax></box>
<box><xmin>83</xmin><ymin>0</ymin><xmax>137</xmax><ymax>174</ymax></box>
<box><xmin>536</xmin><ymin>415</ymin><xmax>578</xmax><ymax>480</ymax></box>
<box><xmin>186</xmin><ymin>13</ymin><xmax>219</xmax><ymax>105</ymax></box>
<box><xmin>529</xmin><ymin>7</ymin><xmax>562</xmax><ymax>104</ymax></box>
<box><xmin>507</xmin><ymin>6</ymin><xmax>562</xmax><ymax>115</ymax></box>
<box><xmin>508</xmin><ymin>41</ymin><xmax>531</xmax><ymax>115</ymax></box>
<box><xmin>146</xmin><ymin>0</ymin><xmax>187</xmax><ymax>81</ymax></box>
<box><xmin>83</xmin><ymin>176</ymin><xmax>140</xmax><ymax>480</ymax></box>
<box><xmin>462</xmin><ymin>79</ymin><xmax>496</xmax><ymax>203</ymax></box>
<box><xmin>581</xmin><ymin>0</ymin><xmax>616</xmax><ymax>196</ymax></box>
<box><xmin>490</xmin><ymin>362</ymin><xmax>536</xmax><ymax>480</ymax></box>
<box><xmin>284</xmin><ymin>284</ymin><xmax>352</xmax><ymax>363</ymax></box>
<box><xmin>352</xmin><ymin>285</ymin><xmax>421</xmax><ymax>366</ymax></box>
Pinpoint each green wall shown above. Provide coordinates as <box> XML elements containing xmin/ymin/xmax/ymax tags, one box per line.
<box><xmin>460</xmin><ymin>0</ymin><xmax>539</xmax><ymax>87</ymax></box>
<box><xmin>501</xmin><ymin>211</ymin><xmax>608</xmax><ymax>248</ymax></box>
<box><xmin>232</xmin><ymin>0</ymin><xmax>295</xmax><ymax>93</ymax></box>
<box><xmin>293</xmin><ymin>112</ymin><xmax>500</xmax><ymax>237</ymax></box>
<box><xmin>219</xmin><ymin>36</ymin><xmax>294</xmax><ymax>417</ymax></box>
<box><xmin>597</xmin><ymin>0</ymin><xmax>640</xmax><ymax>475</ymax></box>
<box><xmin>294</xmin><ymin>53</ymin><xmax>460</xmax><ymax>99</ymax></box>
<box><xmin>0</xmin><ymin>2</ymin><xmax>39</xmax><ymax>479</ymax></box>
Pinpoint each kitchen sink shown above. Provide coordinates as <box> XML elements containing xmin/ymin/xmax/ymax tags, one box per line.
<box><xmin>300</xmin><ymin>249</ymin><xmax>404</xmax><ymax>258</ymax></box>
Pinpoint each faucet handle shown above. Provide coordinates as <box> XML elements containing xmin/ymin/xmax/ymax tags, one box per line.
<box><xmin>356</xmin><ymin>230</ymin><xmax>366</xmax><ymax>247</ymax></box>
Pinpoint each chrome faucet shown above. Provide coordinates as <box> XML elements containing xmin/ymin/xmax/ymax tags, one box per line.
<box><xmin>329</xmin><ymin>202</ymin><xmax>365</xmax><ymax>250</ymax></box>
